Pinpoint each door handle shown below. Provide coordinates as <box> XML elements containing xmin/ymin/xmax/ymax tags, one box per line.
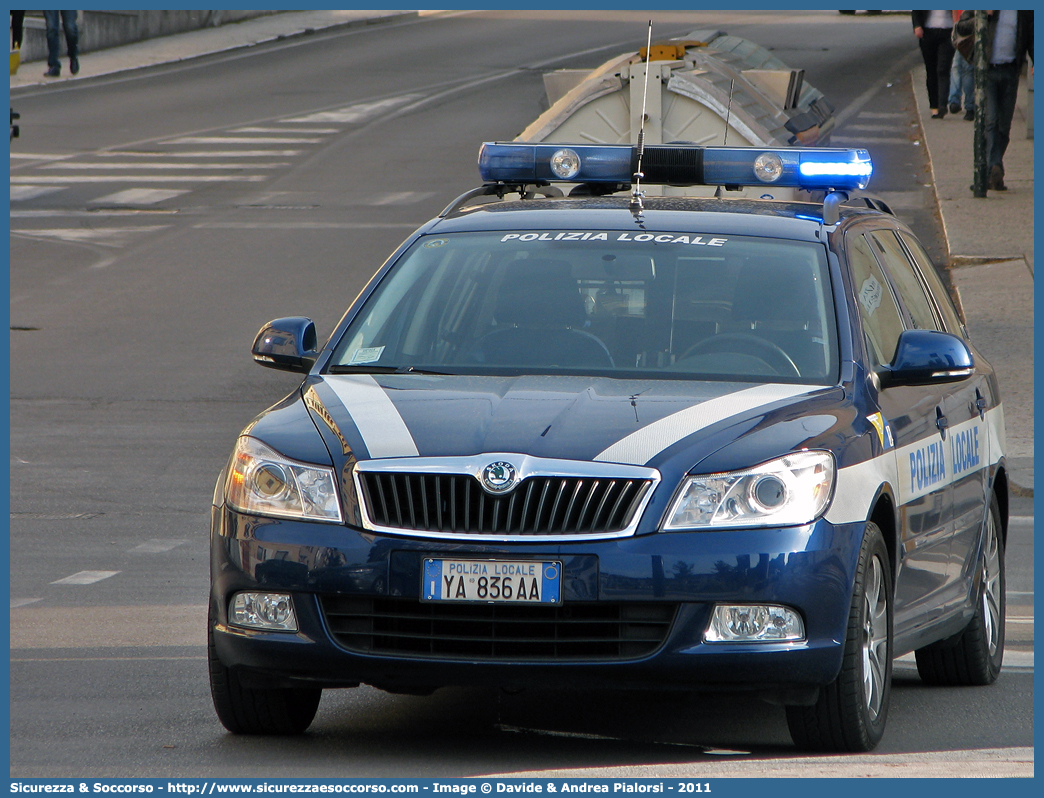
<box><xmin>935</xmin><ymin>407</ymin><xmax>949</xmax><ymax>436</ymax></box>
<box><xmin>975</xmin><ymin>390</ymin><xmax>987</xmax><ymax>420</ymax></box>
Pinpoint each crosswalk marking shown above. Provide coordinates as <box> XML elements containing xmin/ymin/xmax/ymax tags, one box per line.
<box><xmin>10</xmin><ymin>185</ymin><xmax>65</xmax><ymax>201</ymax></box>
<box><xmin>129</xmin><ymin>539</ymin><xmax>187</xmax><ymax>554</ymax></box>
<box><xmin>371</xmin><ymin>190</ymin><xmax>437</xmax><ymax>205</ymax></box>
<box><xmin>51</xmin><ymin>570</ymin><xmax>120</xmax><ymax>586</ymax></box>
<box><xmin>11</xmin><ymin>604</ymin><xmax>207</xmax><ymax>648</ymax></box>
<box><xmin>13</xmin><ymin>226</ymin><xmax>170</xmax><ymax>245</ymax></box>
<box><xmin>10</xmin><ymin>93</ymin><xmax>427</xmax><ymax>209</ymax></box>
<box><xmin>167</xmin><ymin>135</ymin><xmax>323</xmax><ymax>144</ymax></box>
<box><xmin>99</xmin><ymin>150</ymin><xmax>302</xmax><ymax>157</ymax></box>
<box><xmin>198</xmin><ymin>221</ymin><xmax>423</xmax><ymax>229</ymax></box>
<box><xmin>230</xmin><ymin>126</ymin><xmax>340</xmax><ymax>134</ymax></box>
<box><xmin>41</xmin><ymin>162</ymin><xmax>288</xmax><ymax>170</ymax></box>
<box><xmin>90</xmin><ymin>189</ymin><xmax>188</xmax><ymax>205</ymax></box>
<box><xmin>283</xmin><ymin>95</ymin><xmax>421</xmax><ymax>124</ymax></box>
<box><xmin>11</xmin><ymin>175</ymin><xmax>267</xmax><ymax>183</ymax></box>
<box><xmin>9</xmin><ymin>152</ymin><xmax>74</xmax><ymax>161</ymax></box>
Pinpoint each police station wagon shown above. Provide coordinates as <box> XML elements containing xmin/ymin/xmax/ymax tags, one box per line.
<box><xmin>208</xmin><ymin>142</ymin><xmax>1007</xmax><ymax>752</ymax></box>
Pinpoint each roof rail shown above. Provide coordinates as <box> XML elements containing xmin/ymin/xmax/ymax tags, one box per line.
<box><xmin>439</xmin><ymin>182</ymin><xmax>562</xmax><ymax>218</ymax></box>
<box><xmin>843</xmin><ymin>195</ymin><xmax>895</xmax><ymax>216</ymax></box>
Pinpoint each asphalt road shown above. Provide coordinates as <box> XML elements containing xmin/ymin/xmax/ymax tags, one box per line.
<box><xmin>8</xmin><ymin>10</ymin><xmax>1034</xmax><ymax>778</ymax></box>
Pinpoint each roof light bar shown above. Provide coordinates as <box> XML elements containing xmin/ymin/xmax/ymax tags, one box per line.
<box><xmin>478</xmin><ymin>142</ymin><xmax>873</xmax><ymax>191</ymax></box>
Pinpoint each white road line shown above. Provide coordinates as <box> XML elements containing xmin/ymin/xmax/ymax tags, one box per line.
<box><xmin>51</xmin><ymin>570</ymin><xmax>120</xmax><ymax>586</ymax></box>
<box><xmin>11</xmin><ymin>209</ymin><xmax>179</xmax><ymax>218</ymax></box>
<box><xmin>11</xmin><ymin>175</ymin><xmax>267</xmax><ymax>183</ymax></box>
<box><xmin>128</xmin><ymin>539</ymin><xmax>187</xmax><ymax>554</ymax></box>
<box><xmin>99</xmin><ymin>150</ymin><xmax>302</xmax><ymax>157</ymax></box>
<box><xmin>12</xmin><ymin>226</ymin><xmax>170</xmax><ymax>245</ymax></box>
<box><xmin>90</xmin><ymin>189</ymin><xmax>188</xmax><ymax>205</ymax></box>
<box><xmin>11</xmin><ymin>604</ymin><xmax>206</xmax><ymax>649</ymax></box>
<box><xmin>830</xmin><ymin>135</ymin><xmax>914</xmax><ymax>145</ymax></box>
<box><xmin>10</xmin><ymin>598</ymin><xmax>43</xmax><ymax>609</ymax></box>
<box><xmin>10</xmin><ymin>185</ymin><xmax>65</xmax><ymax>201</ymax></box>
<box><xmin>283</xmin><ymin>95</ymin><xmax>422</xmax><ymax>124</ymax></box>
<box><xmin>9</xmin><ymin>152</ymin><xmax>75</xmax><ymax>161</ymax></box>
<box><xmin>371</xmin><ymin>190</ymin><xmax>437</xmax><ymax>205</ymax></box>
<box><xmin>196</xmin><ymin>221</ymin><xmax>422</xmax><ymax>229</ymax></box>
<box><xmin>41</xmin><ymin>162</ymin><xmax>288</xmax><ymax>170</ymax></box>
<box><xmin>229</xmin><ymin>126</ymin><xmax>340</xmax><ymax>134</ymax></box>
<box><xmin>166</xmin><ymin>136</ymin><xmax>323</xmax><ymax>144</ymax></box>
<box><xmin>1009</xmin><ymin>515</ymin><xmax>1033</xmax><ymax>525</ymax></box>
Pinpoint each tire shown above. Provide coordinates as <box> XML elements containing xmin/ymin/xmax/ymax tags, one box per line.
<box><xmin>787</xmin><ymin>522</ymin><xmax>892</xmax><ymax>752</ymax></box>
<box><xmin>915</xmin><ymin>493</ymin><xmax>1005</xmax><ymax>686</ymax></box>
<box><xmin>208</xmin><ymin>618</ymin><xmax>322</xmax><ymax>735</ymax></box>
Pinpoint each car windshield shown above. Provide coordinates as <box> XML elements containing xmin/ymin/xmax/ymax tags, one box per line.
<box><xmin>329</xmin><ymin>230</ymin><xmax>838</xmax><ymax>383</ymax></box>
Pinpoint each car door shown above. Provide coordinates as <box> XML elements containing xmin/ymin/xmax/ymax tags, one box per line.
<box><xmin>895</xmin><ymin>230</ymin><xmax>993</xmax><ymax>586</ymax></box>
<box><xmin>867</xmin><ymin>228</ymin><xmax>987</xmax><ymax>611</ymax></box>
<box><xmin>846</xmin><ymin>230</ymin><xmax>954</xmax><ymax>631</ymax></box>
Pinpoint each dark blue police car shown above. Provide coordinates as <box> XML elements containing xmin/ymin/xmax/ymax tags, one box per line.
<box><xmin>209</xmin><ymin>142</ymin><xmax>1007</xmax><ymax>752</ymax></box>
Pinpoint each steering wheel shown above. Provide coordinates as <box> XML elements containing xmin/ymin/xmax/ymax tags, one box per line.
<box><xmin>680</xmin><ymin>333</ymin><xmax>801</xmax><ymax>378</ymax></box>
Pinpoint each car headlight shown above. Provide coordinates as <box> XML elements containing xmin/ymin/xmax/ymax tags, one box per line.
<box><xmin>225</xmin><ymin>436</ymin><xmax>342</xmax><ymax>523</ymax></box>
<box><xmin>663</xmin><ymin>450</ymin><xmax>834</xmax><ymax>530</ymax></box>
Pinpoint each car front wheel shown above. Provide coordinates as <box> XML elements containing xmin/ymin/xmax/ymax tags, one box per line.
<box><xmin>914</xmin><ymin>492</ymin><xmax>1005</xmax><ymax>686</ymax></box>
<box><xmin>787</xmin><ymin>522</ymin><xmax>892</xmax><ymax>751</ymax></box>
<box><xmin>208</xmin><ymin>616</ymin><xmax>322</xmax><ymax>735</ymax></box>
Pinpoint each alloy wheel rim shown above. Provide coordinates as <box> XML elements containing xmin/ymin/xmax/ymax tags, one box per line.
<box><xmin>861</xmin><ymin>553</ymin><xmax>889</xmax><ymax>720</ymax></box>
<box><xmin>981</xmin><ymin>511</ymin><xmax>1002</xmax><ymax>657</ymax></box>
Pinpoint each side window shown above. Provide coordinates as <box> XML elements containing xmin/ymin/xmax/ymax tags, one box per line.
<box><xmin>847</xmin><ymin>233</ymin><xmax>906</xmax><ymax>368</ymax></box>
<box><xmin>897</xmin><ymin>231</ymin><xmax>967</xmax><ymax>335</ymax></box>
<box><xmin>868</xmin><ymin>230</ymin><xmax>940</xmax><ymax>331</ymax></box>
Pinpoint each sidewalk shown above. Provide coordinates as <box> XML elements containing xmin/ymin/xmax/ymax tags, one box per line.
<box><xmin>9</xmin><ymin>9</ymin><xmax>419</xmax><ymax>89</ymax></box>
<box><xmin>913</xmin><ymin>64</ymin><xmax>1035</xmax><ymax>496</ymax></box>
<box><xmin>10</xmin><ymin>15</ymin><xmax>1032</xmax><ymax>497</ymax></box>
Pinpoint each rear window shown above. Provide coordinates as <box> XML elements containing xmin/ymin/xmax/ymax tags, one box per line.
<box><xmin>330</xmin><ymin>231</ymin><xmax>838</xmax><ymax>384</ymax></box>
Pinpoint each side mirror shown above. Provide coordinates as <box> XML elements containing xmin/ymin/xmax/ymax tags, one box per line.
<box><xmin>252</xmin><ymin>317</ymin><xmax>318</xmax><ymax>374</ymax></box>
<box><xmin>878</xmin><ymin>329</ymin><xmax>974</xmax><ymax>388</ymax></box>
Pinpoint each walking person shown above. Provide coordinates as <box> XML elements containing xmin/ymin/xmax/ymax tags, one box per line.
<box><xmin>43</xmin><ymin>10</ymin><xmax>78</xmax><ymax>78</ymax></box>
<box><xmin>955</xmin><ymin>10</ymin><xmax>1034</xmax><ymax>190</ymax></box>
<box><xmin>947</xmin><ymin>11</ymin><xmax>976</xmax><ymax>120</ymax></box>
<box><xmin>912</xmin><ymin>10</ymin><xmax>956</xmax><ymax>118</ymax></box>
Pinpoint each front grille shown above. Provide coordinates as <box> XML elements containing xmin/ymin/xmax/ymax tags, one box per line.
<box><xmin>357</xmin><ymin>472</ymin><xmax>651</xmax><ymax>537</ymax></box>
<box><xmin>323</xmin><ymin>597</ymin><xmax>677</xmax><ymax>661</ymax></box>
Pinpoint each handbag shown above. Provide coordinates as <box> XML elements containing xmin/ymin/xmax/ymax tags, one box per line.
<box><xmin>952</xmin><ymin>11</ymin><xmax>975</xmax><ymax>62</ymax></box>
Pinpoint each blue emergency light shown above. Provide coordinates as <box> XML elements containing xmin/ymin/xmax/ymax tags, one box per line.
<box><xmin>478</xmin><ymin>142</ymin><xmax>873</xmax><ymax>192</ymax></box>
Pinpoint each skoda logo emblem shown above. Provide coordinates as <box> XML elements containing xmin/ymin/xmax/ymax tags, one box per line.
<box><xmin>481</xmin><ymin>461</ymin><xmax>517</xmax><ymax>494</ymax></box>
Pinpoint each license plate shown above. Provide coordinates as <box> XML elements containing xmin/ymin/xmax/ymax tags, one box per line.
<box><xmin>421</xmin><ymin>558</ymin><xmax>562</xmax><ymax>604</ymax></box>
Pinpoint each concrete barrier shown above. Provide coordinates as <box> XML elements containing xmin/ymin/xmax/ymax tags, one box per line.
<box><xmin>17</xmin><ymin>9</ymin><xmax>281</xmax><ymax>64</ymax></box>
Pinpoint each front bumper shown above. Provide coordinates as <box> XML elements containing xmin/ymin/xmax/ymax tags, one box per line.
<box><xmin>210</xmin><ymin>506</ymin><xmax>865</xmax><ymax>695</ymax></box>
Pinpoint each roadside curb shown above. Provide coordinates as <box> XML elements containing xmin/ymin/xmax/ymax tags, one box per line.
<box><xmin>910</xmin><ymin>66</ymin><xmax>1034</xmax><ymax>500</ymax></box>
<box><xmin>10</xmin><ymin>10</ymin><xmax>421</xmax><ymax>90</ymax></box>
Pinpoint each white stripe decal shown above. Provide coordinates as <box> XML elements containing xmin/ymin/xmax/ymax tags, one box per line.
<box><xmin>324</xmin><ymin>375</ymin><xmax>419</xmax><ymax>459</ymax></box>
<box><xmin>594</xmin><ymin>384</ymin><xmax>821</xmax><ymax>466</ymax></box>
<box><xmin>825</xmin><ymin>404</ymin><xmax>1005</xmax><ymax>525</ymax></box>
<box><xmin>825</xmin><ymin>452</ymin><xmax>899</xmax><ymax>525</ymax></box>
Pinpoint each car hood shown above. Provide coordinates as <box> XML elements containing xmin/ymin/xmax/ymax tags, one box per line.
<box><xmin>303</xmin><ymin>373</ymin><xmax>838</xmax><ymax>471</ymax></box>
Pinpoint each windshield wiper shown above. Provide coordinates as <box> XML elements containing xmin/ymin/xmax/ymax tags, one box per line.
<box><xmin>327</xmin><ymin>364</ymin><xmax>455</xmax><ymax>375</ymax></box>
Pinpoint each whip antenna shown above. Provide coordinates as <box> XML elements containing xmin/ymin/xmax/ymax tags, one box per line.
<box><xmin>630</xmin><ymin>20</ymin><xmax>654</xmax><ymax>214</ymax></box>
<box><xmin>714</xmin><ymin>79</ymin><xmax>736</xmax><ymax>199</ymax></box>
<box><xmin>722</xmin><ymin>79</ymin><xmax>734</xmax><ymax>146</ymax></box>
